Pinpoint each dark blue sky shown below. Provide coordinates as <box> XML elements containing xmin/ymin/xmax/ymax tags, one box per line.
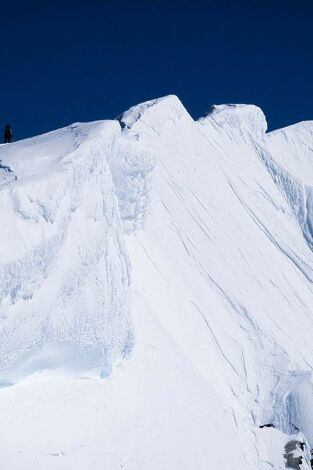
<box><xmin>1</xmin><ymin>0</ymin><xmax>313</xmax><ymax>140</ymax></box>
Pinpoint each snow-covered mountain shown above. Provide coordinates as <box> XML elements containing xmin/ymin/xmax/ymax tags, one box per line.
<box><xmin>0</xmin><ymin>95</ymin><xmax>313</xmax><ymax>469</ymax></box>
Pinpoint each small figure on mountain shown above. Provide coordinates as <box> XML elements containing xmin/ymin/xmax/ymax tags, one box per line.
<box><xmin>4</xmin><ymin>124</ymin><xmax>13</xmax><ymax>143</ymax></box>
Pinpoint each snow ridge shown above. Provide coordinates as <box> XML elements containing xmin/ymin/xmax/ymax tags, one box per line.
<box><xmin>1</xmin><ymin>95</ymin><xmax>313</xmax><ymax>470</ymax></box>
<box><xmin>198</xmin><ymin>103</ymin><xmax>267</xmax><ymax>142</ymax></box>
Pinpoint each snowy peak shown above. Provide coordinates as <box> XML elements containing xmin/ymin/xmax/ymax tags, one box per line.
<box><xmin>204</xmin><ymin>102</ymin><xmax>261</xmax><ymax>117</ymax></box>
<box><xmin>198</xmin><ymin>103</ymin><xmax>267</xmax><ymax>142</ymax></box>
<box><xmin>117</xmin><ymin>95</ymin><xmax>192</xmax><ymax>136</ymax></box>
<box><xmin>117</xmin><ymin>96</ymin><xmax>270</xmax><ymax>145</ymax></box>
<box><xmin>2</xmin><ymin>95</ymin><xmax>313</xmax><ymax>469</ymax></box>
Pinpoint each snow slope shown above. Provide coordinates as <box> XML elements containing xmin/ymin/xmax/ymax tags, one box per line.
<box><xmin>0</xmin><ymin>122</ymin><xmax>132</xmax><ymax>383</ymax></box>
<box><xmin>1</xmin><ymin>96</ymin><xmax>313</xmax><ymax>469</ymax></box>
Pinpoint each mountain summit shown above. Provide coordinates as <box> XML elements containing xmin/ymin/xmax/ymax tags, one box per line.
<box><xmin>1</xmin><ymin>96</ymin><xmax>313</xmax><ymax>469</ymax></box>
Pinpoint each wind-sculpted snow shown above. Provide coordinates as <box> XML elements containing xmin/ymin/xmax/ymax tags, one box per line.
<box><xmin>109</xmin><ymin>135</ymin><xmax>156</xmax><ymax>233</ymax></box>
<box><xmin>1</xmin><ymin>95</ymin><xmax>313</xmax><ymax>469</ymax></box>
<box><xmin>199</xmin><ymin>102</ymin><xmax>268</xmax><ymax>142</ymax></box>
<box><xmin>0</xmin><ymin>122</ymin><xmax>133</xmax><ymax>383</ymax></box>
<box><xmin>0</xmin><ymin>160</ymin><xmax>16</xmax><ymax>186</ymax></box>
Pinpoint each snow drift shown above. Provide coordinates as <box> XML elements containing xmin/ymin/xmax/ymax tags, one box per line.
<box><xmin>1</xmin><ymin>95</ymin><xmax>313</xmax><ymax>469</ymax></box>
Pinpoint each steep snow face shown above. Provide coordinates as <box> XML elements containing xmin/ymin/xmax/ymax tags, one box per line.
<box><xmin>120</xmin><ymin>96</ymin><xmax>313</xmax><ymax>467</ymax></box>
<box><xmin>0</xmin><ymin>122</ymin><xmax>133</xmax><ymax>382</ymax></box>
<box><xmin>1</xmin><ymin>95</ymin><xmax>313</xmax><ymax>470</ymax></box>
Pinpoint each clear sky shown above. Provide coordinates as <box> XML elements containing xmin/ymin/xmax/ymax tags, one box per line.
<box><xmin>1</xmin><ymin>0</ymin><xmax>313</xmax><ymax>140</ymax></box>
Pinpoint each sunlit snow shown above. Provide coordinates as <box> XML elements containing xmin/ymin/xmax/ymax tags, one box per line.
<box><xmin>0</xmin><ymin>95</ymin><xmax>313</xmax><ymax>469</ymax></box>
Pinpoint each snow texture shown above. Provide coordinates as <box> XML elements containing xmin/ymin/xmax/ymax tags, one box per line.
<box><xmin>1</xmin><ymin>95</ymin><xmax>313</xmax><ymax>469</ymax></box>
<box><xmin>0</xmin><ymin>122</ymin><xmax>133</xmax><ymax>383</ymax></box>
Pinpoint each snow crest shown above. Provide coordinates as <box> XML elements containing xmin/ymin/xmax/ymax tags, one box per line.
<box><xmin>198</xmin><ymin>103</ymin><xmax>267</xmax><ymax>142</ymax></box>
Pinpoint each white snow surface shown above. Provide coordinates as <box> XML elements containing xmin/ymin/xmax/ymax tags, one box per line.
<box><xmin>0</xmin><ymin>122</ymin><xmax>133</xmax><ymax>382</ymax></box>
<box><xmin>1</xmin><ymin>95</ymin><xmax>313</xmax><ymax>469</ymax></box>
